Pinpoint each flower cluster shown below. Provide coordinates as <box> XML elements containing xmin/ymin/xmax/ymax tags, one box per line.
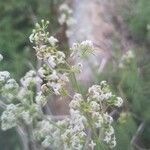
<box><xmin>1</xmin><ymin>102</ymin><xmax>36</xmax><ymax>130</ymax></box>
<box><xmin>33</xmin><ymin>118</ymin><xmax>66</xmax><ymax>149</ymax></box>
<box><xmin>0</xmin><ymin>70</ymin><xmax>19</xmax><ymax>102</ymax></box>
<box><xmin>61</xmin><ymin>108</ymin><xmax>87</xmax><ymax>149</ymax></box>
<box><xmin>30</xmin><ymin>20</ymin><xmax>69</xmax><ymax>95</ymax></box>
<box><xmin>71</xmin><ymin>40</ymin><xmax>94</xmax><ymax>58</ymax></box>
<box><xmin>58</xmin><ymin>3</ymin><xmax>76</xmax><ymax>37</ymax></box>
<box><xmin>119</xmin><ymin>50</ymin><xmax>135</xmax><ymax>68</ymax></box>
<box><xmin>21</xmin><ymin>70</ymin><xmax>42</xmax><ymax>88</ymax></box>
<box><xmin>34</xmin><ymin>81</ymin><xmax>123</xmax><ymax>149</ymax></box>
<box><xmin>0</xmin><ymin>19</ymin><xmax>124</xmax><ymax>150</ymax></box>
<box><xmin>1</xmin><ymin>104</ymin><xmax>20</xmax><ymax>130</ymax></box>
<box><xmin>69</xmin><ymin>81</ymin><xmax>123</xmax><ymax>149</ymax></box>
<box><xmin>0</xmin><ymin>56</ymin><xmax>41</xmax><ymax>130</ymax></box>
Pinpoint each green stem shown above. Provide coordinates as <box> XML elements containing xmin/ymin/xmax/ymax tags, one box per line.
<box><xmin>65</xmin><ymin>61</ymin><xmax>83</xmax><ymax>94</ymax></box>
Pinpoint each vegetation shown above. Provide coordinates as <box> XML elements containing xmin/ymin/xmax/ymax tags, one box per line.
<box><xmin>0</xmin><ymin>0</ymin><xmax>62</xmax><ymax>149</ymax></box>
<box><xmin>0</xmin><ymin>0</ymin><xmax>150</xmax><ymax>149</ymax></box>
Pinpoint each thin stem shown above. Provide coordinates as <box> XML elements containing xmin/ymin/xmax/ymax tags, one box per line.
<box><xmin>84</xmin><ymin>112</ymin><xmax>101</xmax><ymax>149</ymax></box>
<box><xmin>65</xmin><ymin>61</ymin><xmax>83</xmax><ymax>94</ymax></box>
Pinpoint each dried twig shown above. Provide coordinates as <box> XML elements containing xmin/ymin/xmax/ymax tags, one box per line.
<box><xmin>131</xmin><ymin>122</ymin><xmax>146</xmax><ymax>150</ymax></box>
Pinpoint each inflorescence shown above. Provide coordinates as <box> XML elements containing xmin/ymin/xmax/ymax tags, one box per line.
<box><xmin>0</xmin><ymin>4</ymin><xmax>123</xmax><ymax>150</ymax></box>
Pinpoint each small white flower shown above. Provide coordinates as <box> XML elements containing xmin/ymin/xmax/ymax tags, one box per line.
<box><xmin>58</xmin><ymin>14</ymin><xmax>67</xmax><ymax>25</ymax></box>
<box><xmin>71</xmin><ymin>63</ymin><xmax>83</xmax><ymax>73</ymax></box>
<box><xmin>104</xmin><ymin>134</ymin><xmax>111</xmax><ymax>143</ymax></box>
<box><xmin>104</xmin><ymin>92</ymin><xmax>112</xmax><ymax>99</ymax></box>
<box><xmin>115</xmin><ymin>97</ymin><xmax>123</xmax><ymax>107</ymax></box>
<box><xmin>69</xmin><ymin>99</ymin><xmax>80</xmax><ymax>109</ymax></box>
<box><xmin>48</xmin><ymin>36</ymin><xmax>58</xmax><ymax>46</ymax></box>
<box><xmin>104</xmin><ymin>113</ymin><xmax>113</xmax><ymax>124</ymax></box>
<box><xmin>1</xmin><ymin>104</ymin><xmax>19</xmax><ymax>130</ymax></box>
<box><xmin>29</xmin><ymin>33</ymin><xmax>34</xmax><ymax>43</ymax></box>
<box><xmin>20</xmin><ymin>70</ymin><xmax>37</xmax><ymax>87</ymax></box>
<box><xmin>59</xmin><ymin>73</ymin><xmax>69</xmax><ymax>82</ymax></box>
<box><xmin>126</xmin><ymin>50</ymin><xmax>134</xmax><ymax>59</ymax></box>
<box><xmin>110</xmin><ymin>136</ymin><xmax>116</xmax><ymax>148</ymax></box>
<box><xmin>56</xmin><ymin>51</ymin><xmax>66</xmax><ymax>64</ymax></box>
<box><xmin>81</xmin><ymin>40</ymin><xmax>93</xmax><ymax>48</ymax></box>
<box><xmin>48</xmin><ymin>82</ymin><xmax>61</xmax><ymax>95</ymax></box>
<box><xmin>4</xmin><ymin>78</ymin><xmax>19</xmax><ymax>90</ymax></box>
<box><xmin>89</xmin><ymin>140</ymin><xmax>96</xmax><ymax>150</ymax></box>
<box><xmin>35</xmin><ymin>92</ymin><xmax>46</xmax><ymax>106</ymax></box>
<box><xmin>48</xmin><ymin>70</ymin><xmax>59</xmax><ymax>81</ymax></box>
<box><xmin>106</xmin><ymin>125</ymin><xmax>114</xmax><ymax>136</ymax></box>
<box><xmin>90</xmin><ymin>101</ymin><xmax>99</xmax><ymax>111</ymax></box>
<box><xmin>0</xmin><ymin>71</ymin><xmax>10</xmax><ymax>83</ymax></box>
<box><xmin>38</xmin><ymin>67</ymin><xmax>46</xmax><ymax>78</ymax></box>
<box><xmin>42</xmin><ymin>136</ymin><xmax>51</xmax><ymax>148</ymax></box>
<box><xmin>21</xmin><ymin>111</ymin><xmax>32</xmax><ymax>124</ymax></box>
<box><xmin>92</xmin><ymin>112</ymin><xmax>104</xmax><ymax>128</ymax></box>
<box><xmin>47</xmin><ymin>55</ymin><xmax>56</xmax><ymax>68</ymax></box>
<box><xmin>119</xmin><ymin>50</ymin><xmax>134</xmax><ymax>68</ymax></box>
<box><xmin>59</xmin><ymin>3</ymin><xmax>72</xmax><ymax>14</ymax></box>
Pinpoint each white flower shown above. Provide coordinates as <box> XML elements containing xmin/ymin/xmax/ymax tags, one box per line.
<box><xmin>47</xmin><ymin>55</ymin><xmax>56</xmax><ymax>68</ymax></box>
<box><xmin>69</xmin><ymin>99</ymin><xmax>80</xmax><ymax>109</ymax></box>
<box><xmin>104</xmin><ymin>92</ymin><xmax>112</xmax><ymax>99</ymax></box>
<box><xmin>0</xmin><ymin>71</ymin><xmax>10</xmax><ymax>83</ymax></box>
<box><xmin>100</xmin><ymin>80</ymin><xmax>107</xmax><ymax>85</ymax></box>
<box><xmin>90</xmin><ymin>101</ymin><xmax>99</xmax><ymax>111</ymax></box>
<box><xmin>48</xmin><ymin>82</ymin><xmax>61</xmax><ymax>95</ymax></box>
<box><xmin>81</xmin><ymin>40</ymin><xmax>93</xmax><ymax>48</ymax></box>
<box><xmin>104</xmin><ymin>113</ymin><xmax>113</xmax><ymax>124</ymax></box>
<box><xmin>92</xmin><ymin>112</ymin><xmax>104</xmax><ymax>128</ymax></box>
<box><xmin>56</xmin><ymin>51</ymin><xmax>66</xmax><ymax>64</ymax></box>
<box><xmin>21</xmin><ymin>111</ymin><xmax>32</xmax><ymax>124</ymax></box>
<box><xmin>1</xmin><ymin>104</ymin><xmax>19</xmax><ymax>130</ymax></box>
<box><xmin>59</xmin><ymin>73</ymin><xmax>69</xmax><ymax>82</ymax></box>
<box><xmin>48</xmin><ymin>70</ymin><xmax>59</xmax><ymax>81</ymax></box>
<box><xmin>126</xmin><ymin>50</ymin><xmax>134</xmax><ymax>59</ymax></box>
<box><xmin>58</xmin><ymin>14</ymin><xmax>67</xmax><ymax>25</ymax></box>
<box><xmin>21</xmin><ymin>70</ymin><xmax>42</xmax><ymax>88</ymax></box>
<box><xmin>88</xmin><ymin>85</ymin><xmax>102</xmax><ymax>100</ymax></box>
<box><xmin>38</xmin><ymin>67</ymin><xmax>46</xmax><ymax>78</ymax></box>
<box><xmin>29</xmin><ymin>33</ymin><xmax>34</xmax><ymax>43</ymax></box>
<box><xmin>115</xmin><ymin>97</ymin><xmax>123</xmax><ymax>107</ymax></box>
<box><xmin>17</xmin><ymin>88</ymin><xmax>30</xmax><ymax>100</ymax></box>
<box><xmin>89</xmin><ymin>140</ymin><xmax>96</xmax><ymax>150</ymax></box>
<box><xmin>48</xmin><ymin>36</ymin><xmax>58</xmax><ymax>46</ymax></box>
<box><xmin>59</xmin><ymin>3</ymin><xmax>72</xmax><ymax>14</ymax></box>
<box><xmin>73</xmin><ymin>93</ymin><xmax>83</xmax><ymax>101</ymax></box>
<box><xmin>104</xmin><ymin>134</ymin><xmax>111</xmax><ymax>143</ymax></box>
<box><xmin>73</xmin><ymin>40</ymin><xmax>94</xmax><ymax>57</ymax></box>
<box><xmin>71</xmin><ymin>63</ymin><xmax>83</xmax><ymax>73</ymax></box>
<box><xmin>35</xmin><ymin>92</ymin><xmax>46</xmax><ymax>106</ymax></box>
<box><xmin>42</xmin><ymin>136</ymin><xmax>51</xmax><ymax>148</ymax></box>
<box><xmin>106</xmin><ymin>125</ymin><xmax>114</xmax><ymax>136</ymax></box>
<box><xmin>4</xmin><ymin>78</ymin><xmax>19</xmax><ymax>90</ymax></box>
<box><xmin>119</xmin><ymin>50</ymin><xmax>134</xmax><ymax>68</ymax></box>
<box><xmin>69</xmin><ymin>93</ymin><xmax>83</xmax><ymax>109</ymax></box>
<box><xmin>110</xmin><ymin>136</ymin><xmax>116</xmax><ymax>148</ymax></box>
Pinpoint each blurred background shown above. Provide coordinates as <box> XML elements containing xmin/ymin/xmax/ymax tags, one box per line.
<box><xmin>0</xmin><ymin>0</ymin><xmax>150</xmax><ymax>149</ymax></box>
